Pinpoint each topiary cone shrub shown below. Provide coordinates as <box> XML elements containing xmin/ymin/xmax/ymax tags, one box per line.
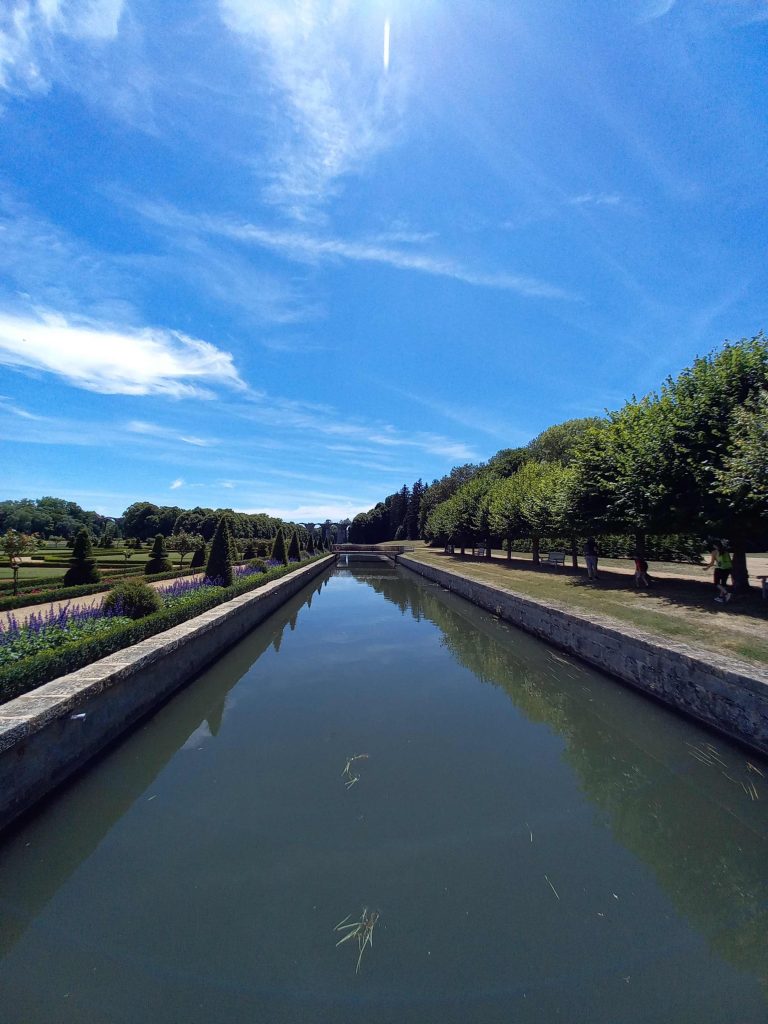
<box><xmin>205</xmin><ymin>516</ymin><xmax>234</xmax><ymax>586</ymax></box>
<box><xmin>306</xmin><ymin>533</ymin><xmax>315</xmax><ymax>555</ymax></box>
<box><xmin>63</xmin><ymin>528</ymin><xmax>102</xmax><ymax>586</ymax></box>
<box><xmin>190</xmin><ymin>542</ymin><xmax>207</xmax><ymax>569</ymax></box>
<box><xmin>271</xmin><ymin>528</ymin><xmax>288</xmax><ymax>565</ymax></box>
<box><xmin>145</xmin><ymin>534</ymin><xmax>173</xmax><ymax>575</ymax></box>
<box><xmin>287</xmin><ymin>531</ymin><xmax>301</xmax><ymax>562</ymax></box>
<box><xmin>102</xmin><ymin>578</ymin><xmax>162</xmax><ymax>619</ymax></box>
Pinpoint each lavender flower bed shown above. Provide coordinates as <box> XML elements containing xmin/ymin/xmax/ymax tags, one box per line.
<box><xmin>0</xmin><ymin>565</ymin><xmax>270</xmax><ymax>668</ymax></box>
<box><xmin>0</xmin><ymin>604</ymin><xmax>132</xmax><ymax>664</ymax></box>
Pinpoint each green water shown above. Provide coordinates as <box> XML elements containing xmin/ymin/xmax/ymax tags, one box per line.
<box><xmin>0</xmin><ymin>560</ymin><xmax>766</xmax><ymax>1023</ymax></box>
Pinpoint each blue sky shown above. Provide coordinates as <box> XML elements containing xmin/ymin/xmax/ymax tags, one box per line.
<box><xmin>0</xmin><ymin>0</ymin><xmax>766</xmax><ymax>521</ymax></box>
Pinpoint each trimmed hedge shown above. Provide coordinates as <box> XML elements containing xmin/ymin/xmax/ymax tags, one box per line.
<box><xmin>0</xmin><ymin>556</ymin><xmax>327</xmax><ymax>704</ymax></box>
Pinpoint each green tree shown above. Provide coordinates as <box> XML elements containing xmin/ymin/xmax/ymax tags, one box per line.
<box><xmin>145</xmin><ymin>534</ymin><xmax>173</xmax><ymax>575</ymax></box>
<box><xmin>527</xmin><ymin>418</ymin><xmax>603</xmax><ymax>465</ymax></box>
<box><xmin>205</xmin><ymin>517</ymin><xmax>234</xmax><ymax>586</ymax></box>
<box><xmin>306</xmin><ymin>531</ymin><xmax>316</xmax><ymax>555</ymax></box>
<box><xmin>489</xmin><ymin>461</ymin><xmax>572</xmax><ymax>566</ymax></box>
<box><xmin>169</xmin><ymin>531</ymin><xmax>202</xmax><ymax>569</ymax></box>
<box><xmin>427</xmin><ymin>477</ymin><xmax>492</xmax><ymax>554</ymax></box>
<box><xmin>715</xmin><ymin>390</ymin><xmax>768</xmax><ymax>525</ymax></box>
<box><xmin>573</xmin><ymin>334</ymin><xmax>768</xmax><ymax>588</ymax></box>
<box><xmin>271</xmin><ymin>528</ymin><xmax>289</xmax><ymax>565</ymax></box>
<box><xmin>63</xmin><ymin>528</ymin><xmax>101</xmax><ymax>586</ymax></box>
<box><xmin>0</xmin><ymin>530</ymin><xmax>38</xmax><ymax>595</ymax></box>
<box><xmin>287</xmin><ymin>531</ymin><xmax>301</xmax><ymax>561</ymax></box>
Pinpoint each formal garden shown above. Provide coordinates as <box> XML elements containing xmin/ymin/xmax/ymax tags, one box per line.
<box><xmin>0</xmin><ymin>517</ymin><xmax>327</xmax><ymax>703</ymax></box>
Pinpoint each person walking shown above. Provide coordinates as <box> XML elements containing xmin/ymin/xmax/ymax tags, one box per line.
<box><xmin>703</xmin><ymin>542</ymin><xmax>732</xmax><ymax>603</ymax></box>
<box><xmin>632</xmin><ymin>551</ymin><xmax>650</xmax><ymax>588</ymax></box>
<box><xmin>584</xmin><ymin>536</ymin><xmax>600</xmax><ymax>580</ymax></box>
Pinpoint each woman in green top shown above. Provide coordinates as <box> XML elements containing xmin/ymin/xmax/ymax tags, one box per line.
<box><xmin>703</xmin><ymin>542</ymin><xmax>732</xmax><ymax>603</ymax></box>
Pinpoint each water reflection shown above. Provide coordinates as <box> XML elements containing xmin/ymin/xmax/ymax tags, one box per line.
<box><xmin>362</xmin><ymin>562</ymin><xmax>768</xmax><ymax>998</ymax></box>
<box><xmin>0</xmin><ymin>561</ymin><xmax>766</xmax><ymax>1022</ymax></box>
<box><xmin>0</xmin><ymin>583</ymin><xmax>306</xmax><ymax>961</ymax></box>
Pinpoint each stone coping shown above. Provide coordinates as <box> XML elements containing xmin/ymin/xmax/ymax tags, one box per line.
<box><xmin>0</xmin><ymin>556</ymin><xmax>335</xmax><ymax>756</ymax></box>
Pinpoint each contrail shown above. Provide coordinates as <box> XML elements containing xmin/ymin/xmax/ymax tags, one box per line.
<box><xmin>383</xmin><ymin>18</ymin><xmax>390</xmax><ymax>71</ymax></box>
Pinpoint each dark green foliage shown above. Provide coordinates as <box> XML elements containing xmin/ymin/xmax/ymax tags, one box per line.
<box><xmin>271</xmin><ymin>528</ymin><xmax>288</xmax><ymax>565</ymax></box>
<box><xmin>63</xmin><ymin>528</ymin><xmax>101</xmax><ymax>586</ymax></box>
<box><xmin>205</xmin><ymin>516</ymin><xmax>234</xmax><ymax>586</ymax></box>
<box><xmin>306</xmin><ymin>532</ymin><xmax>315</xmax><ymax>555</ymax></box>
<box><xmin>145</xmin><ymin>533</ymin><xmax>172</xmax><ymax>575</ymax></box>
<box><xmin>243</xmin><ymin>542</ymin><xmax>256</xmax><ymax>559</ymax></box>
<box><xmin>103</xmin><ymin>578</ymin><xmax>162</xmax><ymax>619</ymax></box>
<box><xmin>287</xmin><ymin>531</ymin><xmax>301</xmax><ymax>561</ymax></box>
<box><xmin>190</xmin><ymin>542</ymin><xmax>207</xmax><ymax>569</ymax></box>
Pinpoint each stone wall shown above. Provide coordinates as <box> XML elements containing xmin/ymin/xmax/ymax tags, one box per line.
<box><xmin>0</xmin><ymin>556</ymin><xmax>334</xmax><ymax>834</ymax></box>
<box><xmin>398</xmin><ymin>554</ymin><xmax>768</xmax><ymax>755</ymax></box>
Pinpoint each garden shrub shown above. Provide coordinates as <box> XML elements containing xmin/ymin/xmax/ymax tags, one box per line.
<box><xmin>205</xmin><ymin>516</ymin><xmax>234</xmax><ymax>586</ymax></box>
<box><xmin>243</xmin><ymin>542</ymin><xmax>256</xmax><ymax>560</ymax></box>
<box><xmin>63</xmin><ymin>528</ymin><xmax>102</xmax><ymax>586</ymax></box>
<box><xmin>271</xmin><ymin>528</ymin><xmax>288</xmax><ymax>565</ymax></box>
<box><xmin>145</xmin><ymin>534</ymin><xmax>172</xmax><ymax>575</ymax></box>
<box><xmin>103</xmin><ymin>578</ymin><xmax>162</xmax><ymax>619</ymax></box>
<box><xmin>190</xmin><ymin>542</ymin><xmax>207</xmax><ymax>569</ymax></box>
<box><xmin>287</xmin><ymin>531</ymin><xmax>301</xmax><ymax>561</ymax></box>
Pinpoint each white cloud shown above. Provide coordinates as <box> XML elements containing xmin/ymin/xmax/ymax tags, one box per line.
<box><xmin>137</xmin><ymin>200</ymin><xmax>574</xmax><ymax>300</ymax></box>
<box><xmin>0</xmin><ymin>0</ymin><xmax>124</xmax><ymax>92</ymax></box>
<box><xmin>0</xmin><ymin>309</ymin><xmax>246</xmax><ymax>397</ymax></box>
<box><xmin>219</xmin><ymin>0</ymin><xmax>406</xmax><ymax>212</ymax></box>
<box><xmin>169</xmin><ymin>477</ymin><xmax>184</xmax><ymax>490</ymax></box>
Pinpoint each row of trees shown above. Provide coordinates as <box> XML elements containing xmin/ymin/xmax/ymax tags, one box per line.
<box><xmin>348</xmin><ymin>481</ymin><xmax>425</xmax><ymax>543</ymax></box>
<box><xmin>353</xmin><ymin>335</ymin><xmax>768</xmax><ymax>591</ymax></box>
<box><xmin>0</xmin><ymin>497</ymin><xmax>112</xmax><ymax>540</ymax></box>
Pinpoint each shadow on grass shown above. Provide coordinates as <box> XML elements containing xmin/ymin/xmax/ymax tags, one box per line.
<box><xmin>434</xmin><ymin>551</ymin><xmax>766</xmax><ymax>622</ymax></box>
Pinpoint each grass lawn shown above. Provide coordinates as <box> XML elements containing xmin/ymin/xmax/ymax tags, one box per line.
<box><xmin>0</xmin><ymin>566</ymin><xmax>67</xmax><ymax>582</ymax></box>
<box><xmin>403</xmin><ymin>543</ymin><xmax>768</xmax><ymax>667</ymax></box>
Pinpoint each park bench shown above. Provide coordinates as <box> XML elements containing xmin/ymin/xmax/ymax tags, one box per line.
<box><xmin>759</xmin><ymin>575</ymin><xmax>768</xmax><ymax>600</ymax></box>
<box><xmin>475</xmin><ymin>545</ymin><xmax>488</xmax><ymax>557</ymax></box>
<box><xmin>544</xmin><ymin>550</ymin><xmax>566</xmax><ymax>567</ymax></box>
<box><xmin>444</xmin><ymin>544</ymin><xmax>454</xmax><ymax>555</ymax></box>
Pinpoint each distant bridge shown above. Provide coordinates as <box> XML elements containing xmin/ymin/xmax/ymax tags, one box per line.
<box><xmin>332</xmin><ymin>544</ymin><xmax>413</xmax><ymax>563</ymax></box>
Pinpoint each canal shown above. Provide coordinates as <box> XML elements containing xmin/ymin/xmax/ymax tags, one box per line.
<box><xmin>0</xmin><ymin>559</ymin><xmax>766</xmax><ymax>1023</ymax></box>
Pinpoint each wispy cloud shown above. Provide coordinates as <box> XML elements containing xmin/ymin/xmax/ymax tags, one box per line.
<box><xmin>237</xmin><ymin>392</ymin><xmax>478</xmax><ymax>462</ymax></box>
<box><xmin>636</xmin><ymin>0</ymin><xmax>676</xmax><ymax>21</ymax></box>
<box><xmin>169</xmin><ymin>477</ymin><xmax>184</xmax><ymax>490</ymax></box>
<box><xmin>0</xmin><ymin>0</ymin><xmax>124</xmax><ymax>93</ymax></box>
<box><xmin>568</xmin><ymin>192</ymin><xmax>623</xmax><ymax>207</ymax></box>
<box><xmin>0</xmin><ymin>309</ymin><xmax>246</xmax><ymax>397</ymax></box>
<box><xmin>126</xmin><ymin>421</ymin><xmax>220</xmax><ymax>447</ymax></box>
<box><xmin>0</xmin><ymin>394</ymin><xmax>46</xmax><ymax>421</ymax></box>
<box><xmin>382</xmin><ymin>384</ymin><xmax>530</xmax><ymax>443</ymax></box>
<box><xmin>136</xmin><ymin>200</ymin><xmax>575</xmax><ymax>300</ymax></box>
<box><xmin>219</xmin><ymin>0</ymin><xmax>406</xmax><ymax>213</ymax></box>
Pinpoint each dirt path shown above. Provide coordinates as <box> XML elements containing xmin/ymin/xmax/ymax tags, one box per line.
<box><xmin>0</xmin><ymin>571</ymin><xmax>208</xmax><ymax>629</ymax></box>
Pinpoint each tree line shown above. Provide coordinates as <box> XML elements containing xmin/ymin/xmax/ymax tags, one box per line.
<box><xmin>350</xmin><ymin>334</ymin><xmax>768</xmax><ymax>591</ymax></box>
